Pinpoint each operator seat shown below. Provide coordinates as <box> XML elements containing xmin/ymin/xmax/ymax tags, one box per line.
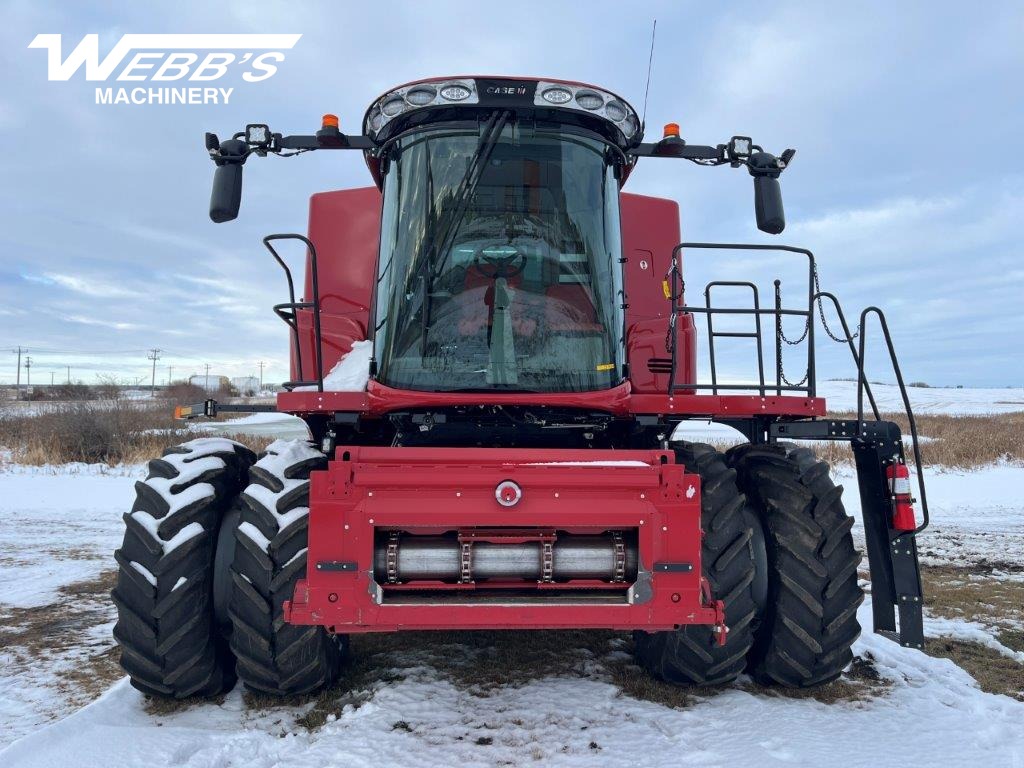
<box><xmin>544</xmin><ymin>284</ymin><xmax>603</xmax><ymax>333</ymax></box>
<box><xmin>456</xmin><ymin>264</ymin><xmax>537</xmax><ymax>338</ymax></box>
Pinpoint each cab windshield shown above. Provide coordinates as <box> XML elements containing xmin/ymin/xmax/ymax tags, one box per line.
<box><xmin>373</xmin><ymin>120</ymin><xmax>624</xmax><ymax>392</ymax></box>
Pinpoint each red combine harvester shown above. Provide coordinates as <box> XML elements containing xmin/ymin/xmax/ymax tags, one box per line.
<box><xmin>112</xmin><ymin>76</ymin><xmax>929</xmax><ymax>698</ymax></box>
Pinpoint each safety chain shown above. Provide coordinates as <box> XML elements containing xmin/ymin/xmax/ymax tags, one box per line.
<box><xmin>541</xmin><ymin>541</ymin><xmax>554</xmax><ymax>583</ymax></box>
<box><xmin>611</xmin><ymin>531</ymin><xmax>626</xmax><ymax>583</ymax></box>
<box><xmin>386</xmin><ymin>531</ymin><xmax>400</xmax><ymax>584</ymax></box>
<box><xmin>779</xmin><ymin>261</ymin><xmax>858</xmax><ymax>346</ymax></box>
<box><xmin>459</xmin><ymin>541</ymin><xmax>473</xmax><ymax>584</ymax></box>
<box><xmin>776</xmin><ymin>261</ymin><xmax>856</xmax><ymax>387</ymax></box>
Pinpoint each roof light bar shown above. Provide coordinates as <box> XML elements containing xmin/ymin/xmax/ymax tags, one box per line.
<box><xmin>535</xmin><ymin>81</ymin><xmax>641</xmax><ymax>141</ymax></box>
<box><xmin>363</xmin><ymin>78</ymin><xmax>478</xmax><ymax>138</ymax></box>
<box><xmin>362</xmin><ymin>78</ymin><xmax>642</xmax><ymax>143</ymax></box>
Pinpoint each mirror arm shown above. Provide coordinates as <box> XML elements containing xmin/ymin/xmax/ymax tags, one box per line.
<box><xmin>630</xmin><ymin>141</ymin><xmax>726</xmax><ymax>161</ymax></box>
<box><xmin>277</xmin><ymin>132</ymin><xmax>375</xmax><ymax>151</ymax></box>
<box><xmin>205</xmin><ymin>126</ymin><xmax>377</xmax><ymax>223</ymax></box>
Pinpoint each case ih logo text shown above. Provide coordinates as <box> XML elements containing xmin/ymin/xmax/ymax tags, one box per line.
<box><xmin>28</xmin><ymin>33</ymin><xmax>301</xmax><ymax>105</ymax></box>
<box><xmin>486</xmin><ymin>85</ymin><xmax>528</xmax><ymax>96</ymax></box>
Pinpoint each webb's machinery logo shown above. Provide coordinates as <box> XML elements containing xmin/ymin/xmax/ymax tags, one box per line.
<box><xmin>27</xmin><ymin>33</ymin><xmax>301</xmax><ymax>105</ymax></box>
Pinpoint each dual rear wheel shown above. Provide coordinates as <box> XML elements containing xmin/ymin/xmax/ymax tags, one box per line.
<box><xmin>634</xmin><ymin>441</ymin><xmax>864</xmax><ymax>688</ymax></box>
<box><xmin>112</xmin><ymin>438</ymin><xmax>343</xmax><ymax>699</ymax></box>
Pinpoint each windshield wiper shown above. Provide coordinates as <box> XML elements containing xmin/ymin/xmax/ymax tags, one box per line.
<box><xmin>418</xmin><ymin>110</ymin><xmax>512</xmax><ymax>357</ymax></box>
<box><xmin>431</xmin><ymin>110</ymin><xmax>512</xmax><ymax>278</ymax></box>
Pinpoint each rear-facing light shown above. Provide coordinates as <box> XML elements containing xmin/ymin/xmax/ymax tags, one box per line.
<box><xmin>406</xmin><ymin>86</ymin><xmax>437</xmax><ymax>106</ymax></box>
<box><xmin>381</xmin><ymin>97</ymin><xmax>406</xmax><ymax>117</ymax></box>
<box><xmin>575</xmin><ymin>91</ymin><xmax>604</xmax><ymax>110</ymax></box>
<box><xmin>439</xmin><ymin>83</ymin><xmax>472</xmax><ymax>101</ymax></box>
<box><xmin>541</xmin><ymin>87</ymin><xmax>572</xmax><ymax>104</ymax></box>
<box><xmin>605</xmin><ymin>100</ymin><xmax>627</xmax><ymax>121</ymax></box>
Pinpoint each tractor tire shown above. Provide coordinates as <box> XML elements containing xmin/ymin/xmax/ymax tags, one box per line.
<box><xmin>634</xmin><ymin>442</ymin><xmax>764</xmax><ymax>686</ymax></box>
<box><xmin>229</xmin><ymin>439</ymin><xmax>345</xmax><ymax>696</ymax></box>
<box><xmin>112</xmin><ymin>438</ymin><xmax>255</xmax><ymax>698</ymax></box>
<box><xmin>726</xmin><ymin>443</ymin><xmax>864</xmax><ymax>687</ymax></box>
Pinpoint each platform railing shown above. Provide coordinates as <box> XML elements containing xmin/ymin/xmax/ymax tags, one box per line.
<box><xmin>664</xmin><ymin>241</ymin><xmax>928</xmax><ymax>534</ymax></box>
<box><xmin>666</xmin><ymin>242</ymin><xmax>817</xmax><ymax>398</ymax></box>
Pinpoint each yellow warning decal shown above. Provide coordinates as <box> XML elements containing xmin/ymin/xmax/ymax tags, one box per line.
<box><xmin>596</xmin><ymin>363</ymin><xmax>615</xmax><ymax>371</ymax></box>
<box><xmin>662</xmin><ymin>279</ymin><xmax>672</xmax><ymax>299</ymax></box>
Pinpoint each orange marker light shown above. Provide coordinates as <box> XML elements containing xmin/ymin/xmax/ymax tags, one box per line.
<box><xmin>663</xmin><ymin>122</ymin><xmax>680</xmax><ymax>138</ymax></box>
<box><xmin>321</xmin><ymin>113</ymin><xmax>339</xmax><ymax>129</ymax></box>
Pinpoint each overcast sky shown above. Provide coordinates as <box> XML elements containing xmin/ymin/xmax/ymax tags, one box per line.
<box><xmin>1</xmin><ymin>1</ymin><xmax>1022</xmax><ymax>388</ymax></box>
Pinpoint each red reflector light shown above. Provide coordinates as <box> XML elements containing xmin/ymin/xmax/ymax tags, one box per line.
<box><xmin>886</xmin><ymin>463</ymin><xmax>917</xmax><ymax>531</ymax></box>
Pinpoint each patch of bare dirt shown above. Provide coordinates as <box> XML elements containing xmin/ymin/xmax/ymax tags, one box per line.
<box><xmin>0</xmin><ymin>569</ymin><xmax>123</xmax><ymax>712</ymax></box>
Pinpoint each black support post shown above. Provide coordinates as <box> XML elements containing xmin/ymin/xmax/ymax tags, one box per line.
<box><xmin>851</xmin><ymin>422</ymin><xmax>924</xmax><ymax>649</ymax></box>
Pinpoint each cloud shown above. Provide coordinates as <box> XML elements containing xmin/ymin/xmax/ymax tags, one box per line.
<box><xmin>792</xmin><ymin>195</ymin><xmax>962</xmax><ymax>240</ymax></box>
<box><xmin>23</xmin><ymin>272</ymin><xmax>134</xmax><ymax>298</ymax></box>
<box><xmin>62</xmin><ymin>314</ymin><xmax>141</xmax><ymax>331</ymax></box>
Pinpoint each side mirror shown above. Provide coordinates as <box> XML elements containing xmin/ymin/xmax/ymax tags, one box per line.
<box><xmin>753</xmin><ymin>175</ymin><xmax>785</xmax><ymax>234</ymax></box>
<box><xmin>748</xmin><ymin>151</ymin><xmax>785</xmax><ymax>234</ymax></box>
<box><xmin>208</xmin><ymin>138</ymin><xmax>248</xmax><ymax>223</ymax></box>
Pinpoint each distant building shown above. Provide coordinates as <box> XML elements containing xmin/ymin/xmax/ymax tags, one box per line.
<box><xmin>231</xmin><ymin>376</ymin><xmax>260</xmax><ymax>394</ymax></box>
<box><xmin>189</xmin><ymin>374</ymin><xmax>230</xmax><ymax>392</ymax></box>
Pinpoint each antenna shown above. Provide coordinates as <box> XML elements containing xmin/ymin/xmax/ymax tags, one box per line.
<box><xmin>641</xmin><ymin>19</ymin><xmax>658</xmax><ymax>131</ymax></box>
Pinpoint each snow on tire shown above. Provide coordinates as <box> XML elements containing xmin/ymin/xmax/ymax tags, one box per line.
<box><xmin>229</xmin><ymin>439</ymin><xmax>344</xmax><ymax>696</ymax></box>
<box><xmin>727</xmin><ymin>443</ymin><xmax>864</xmax><ymax>687</ymax></box>
<box><xmin>634</xmin><ymin>442</ymin><xmax>763</xmax><ymax>686</ymax></box>
<box><xmin>112</xmin><ymin>438</ymin><xmax>255</xmax><ymax>698</ymax></box>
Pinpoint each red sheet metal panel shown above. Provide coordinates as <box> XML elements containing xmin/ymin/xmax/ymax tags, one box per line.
<box><xmin>290</xmin><ymin>187</ymin><xmax>380</xmax><ymax>381</ymax></box>
<box><xmin>284</xmin><ymin>447</ymin><xmax>724</xmax><ymax>632</ymax></box>
<box><xmin>620</xmin><ymin>193</ymin><xmax>697</xmax><ymax>393</ymax></box>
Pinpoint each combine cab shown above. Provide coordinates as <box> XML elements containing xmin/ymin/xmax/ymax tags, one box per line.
<box><xmin>113</xmin><ymin>76</ymin><xmax>928</xmax><ymax>698</ymax></box>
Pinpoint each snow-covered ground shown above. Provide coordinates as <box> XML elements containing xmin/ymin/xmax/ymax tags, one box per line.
<box><xmin>1</xmin><ymin>604</ymin><xmax>1021</xmax><ymax>768</ymax></box>
<box><xmin>817</xmin><ymin>379</ymin><xmax>1024</xmax><ymax>415</ymax></box>
<box><xmin>196</xmin><ymin>411</ymin><xmax>310</xmax><ymax>440</ymax></box>
<box><xmin>0</xmin><ymin>459</ymin><xmax>1021</xmax><ymax>764</ymax></box>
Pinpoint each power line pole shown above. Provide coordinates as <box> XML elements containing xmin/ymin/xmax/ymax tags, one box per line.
<box><xmin>204</xmin><ymin>363</ymin><xmax>211</xmax><ymax>392</ymax></box>
<box><xmin>147</xmin><ymin>348</ymin><xmax>161</xmax><ymax>396</ymax></box>
<box><xmin>66</xmin><ymin>365</ymin><xmax>71</xmax><ymax>384</ymax></box>
<box><xmin>167</xmin><ymin>365</ymin><xmax>173</xmax><ymax>385</ymax></box>
<box><xmin>14</xmin><ymin>346</ymin><xmax>22</xmax><ymax>396</ymax></box>
<box><xmin>24</xmin><ymin>356</ymin><xmax>32</xmax><ymax>390</ymax></box>
<box><xmin>50</xmin><ymin>371</ymin><xmax>55</xmax><ymax>386</ymax></box>
<box><xmin>258</xmin><ymin>360</ymin><xmax>265</xmax><ymax>390</ymax></box>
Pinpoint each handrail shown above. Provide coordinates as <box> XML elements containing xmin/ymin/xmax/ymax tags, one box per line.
<box><xmin>263</xmin><ymin>234</ymin><xmax>324</xmax><ymax>392</ymax></box>
<box><xmin>812</xmin><ymin>291</ymin><xmax>881</xmax><ymax>420</ymax></box>
<box><xmin>857</xmin><ymin>307</ymin><xmax>930</xmax><ymax>534</ymax></box>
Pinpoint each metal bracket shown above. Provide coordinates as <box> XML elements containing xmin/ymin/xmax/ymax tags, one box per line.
<box><xmin>770</xmin><ymin>419</ymin><xmax>895</xmax><ymax>442</ymax></box>
<box><xmin>315</xmin><ymin>561</ymin><xmax>358</xmax><ymax>572</ymax></box>
<box><xmin>653</xmin><ymin>562</ymin><xmax>694</xmax><ymax>573</ymax></box>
